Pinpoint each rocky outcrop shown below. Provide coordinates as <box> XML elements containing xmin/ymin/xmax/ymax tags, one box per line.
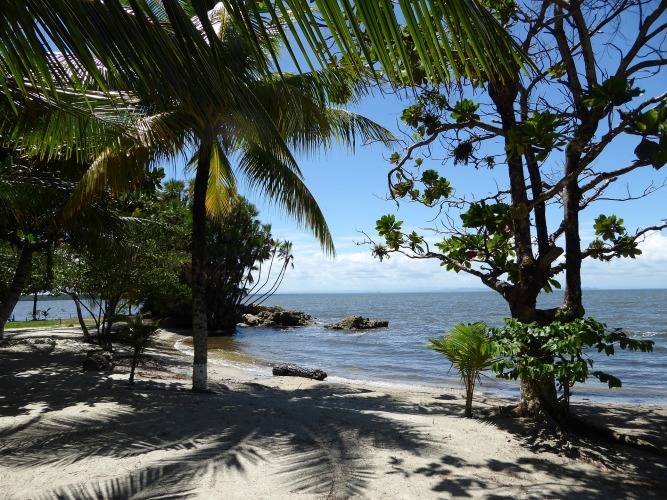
<box><xmin>324</xmin><ymin>316</ymin><xmax>389</xmax><ymax>330</ymax></box>
<box><xmin>239</xmin><ymin>304</ymin><xmax>315</xmax><ymax>328</ymax></box>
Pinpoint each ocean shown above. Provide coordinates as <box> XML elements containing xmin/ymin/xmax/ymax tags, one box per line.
<box><xmin>14</xmin><ymin>290</ymin><xmax>667</xmax><ymax>404</ymax></box>
<box><xmin>202</xmin><ymin>289</ymin><xmax>667</xmax><ymax>405</ymax></box>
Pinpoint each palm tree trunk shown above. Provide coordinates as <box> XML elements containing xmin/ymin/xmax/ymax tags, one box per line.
<box><xmin>191</xmin><ymin>138</ymin><xmax>213</xmax><ymax>392</ymax></box>
<box><xmin>0</xmin><ymin>246</ymin><xmax>34</xmax><ymax>339</ymax></box>
<box><xmin>465</xmin><ymin>378</ymin><xmax>474</xmax><ymax>418</ymax></box>
<box><xmin>32</xmin><ymin>292</ymin><xmax>38</xmax><ymax>321</ymax></box>
<box><xmin>129</xmin><ymin>349</ymin><xmax>140</xmax><ymax>385</ymax></box>
<box><xmin>69</xmin><ymin>292</ymin><xmax>92</xmax><ymax>342</ymax></box>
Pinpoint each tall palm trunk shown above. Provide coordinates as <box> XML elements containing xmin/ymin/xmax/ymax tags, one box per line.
<box><xmin>191</xmin><ymin>138</ymin><xmax>213</xmax><ymax>391</ymax></box>
<box><xmin>0</xmin><ymin>245</ymin><xmax>34</xmax><ymax>338</ymax></box>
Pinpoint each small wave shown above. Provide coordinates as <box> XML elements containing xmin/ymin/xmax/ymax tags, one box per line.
<box><xmin>174</xmin><ymin>339</ymin><xmax>194</xmax><ymax>357</ymax></box>
<box><xmin>208</xmin><ymin>356</ymin><xmax>272</xmax><ymax>377</ymax></box>
<box><xmin>325</xmin><ymin>374</ymin><xmax>451</xmax><ymax>394</ymax></box>
<box><xmin>626</xmin><ymin>330</ymin><xmax>667</xmax><ymax>339</ymax></box>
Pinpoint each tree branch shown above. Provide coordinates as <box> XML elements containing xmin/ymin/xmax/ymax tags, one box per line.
<box><xmin>617</xmin><ymin>1</ymin><xmax>667</xmax><ymax>75</ymax></box>
<box><xmin>580</xmin><ymin>223</ymin><xmax>667</xmax><ymax>261</ymax></box>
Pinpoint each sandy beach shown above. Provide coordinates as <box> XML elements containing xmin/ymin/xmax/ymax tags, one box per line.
<box><xmin>1</xmin><ymin>327</ymin><xmax>666</xmax><ymax>499</ymax></box>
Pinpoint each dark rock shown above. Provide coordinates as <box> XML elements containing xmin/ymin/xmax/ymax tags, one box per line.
<box><xmin>239</xmin><ymin>304</ymin><xmax>315</xmax><ymax>328</ymax></box>
<box><xmin>272</xmin><ymin>363</ymin><xmax>327</xmax><ymax>381</ymax></box>
<box><xmin>324</xmin><ymin>316</ymin><xmax>389</xmax><ymax>330</ymax></box>
<box><xmin>83</xmin><ymin>350</ymin><xmax>113</xmax><ymax>371</ymax></box>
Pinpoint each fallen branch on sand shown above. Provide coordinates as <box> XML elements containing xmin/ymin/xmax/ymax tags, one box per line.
<box><xmin>272</xmin><ymin>363</ymin><xmax>327</xmax><ymax>381</ymax></box>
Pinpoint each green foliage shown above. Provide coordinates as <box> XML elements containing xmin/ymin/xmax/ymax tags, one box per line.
<box><xmin>450</xmin><ymin>99</ymin><xmax>480</xmax><ymax>123</ymax></box>
<box><xmin>390</xmin><ymin>170</ymin><xmax>453</xmax><ymax>206</ymax></box>
<box><xmin>375</xmin><ymin>214</ymin><xmax>404</xmax><ymax>251</ymax></box>
<box><xmin>5</xmin><ymin>318</ymin><xmax>89</xmax><ymax>329</ymax></box>
<box><xmin>205</xmin><ymin>197</ymin><xmax>291</xmax><ymax>329</ymax></box>
<box><xmin>420</xmin><ymin>170</ymin><xmax>453</xmax><ymax>205</ymax></box>
<box><xmin>583</xmin><ymin>76</ymin><xmax>643</xmax><ymax>109</ymax></box>
<box><xmin>634</xmin><ymin>138</ymin><xmax>667</xmax><ymax>169</ymax></box>
<box><xmin>588</xmin><ymin>214</ymin><xmax>642</xmax><ymax>260</ymax></box>
<box><xmin>399</xmin><ymin>89</ymin><xmax>448</xmax><ymax>138</ymax></box>
<box><xmin>112</xmin><ymin>313</ymin><xmax>162</xmax><ymax>385</ymax></box>
<box><xmin>505</xmin><ymin>111</ymin><xmax>564</xmax><ymax>161</ymax></box>
<box><xmin>429</xmin><ymin>202</ymin><xmax>516</xmax><ymax>273</ymax></box>
<box><xmin>491</xmin><ymin>318</ymin><xmax>654</xmax><ymax>408</ymax></box>
<box><xmin>593</xmin><ymin>214</ymin><xmax>626</xmax><ymax>241</ymax></box>
<box><xmin>625</xmin><ymin>105</ymin><xmax>667</xmax><ymax>136</ymax></box>
<box><xmin>480</xmin><ymin>0</ymin><xmax>519</xmax><ymax>26</ymax></box>
<box><xmin>460</xmin><ymin>202</ymin><xmax>512</xmax><ymax>232</ymax></box>
<box><xmin>625</xmin><ymin>104</ymin><xmax>667</xmax><ymax>169</ymax></box>
<box><xmin>428</xmin><ymin>321</ymin><xmax>495</xmax><ymax>417</ymax></box>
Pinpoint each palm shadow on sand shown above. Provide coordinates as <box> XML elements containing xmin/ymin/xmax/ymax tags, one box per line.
<box><xmin>1</xmin><ymin>335</ymin><xmax>666</xmax><ymax>498</ymax></box>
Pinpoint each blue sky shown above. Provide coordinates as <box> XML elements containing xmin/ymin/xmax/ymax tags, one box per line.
<box><xmin>173</xmin><ymin>82</ymin><xmax>667</xmax><ymax>293</ymax></box>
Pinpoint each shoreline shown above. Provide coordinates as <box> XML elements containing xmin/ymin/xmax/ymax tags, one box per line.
<box><xmin>1</xmin><ymin>326</ymin><xmax>666</xmax><ymax>498</ymax></box>
<box><xmin>172</xmin><ymin>329</ymin><xmax>667</xmax><ymax>407</ymax></box>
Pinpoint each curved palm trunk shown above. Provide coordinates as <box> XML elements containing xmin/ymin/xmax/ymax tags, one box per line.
<box><xmin>68</xmin><ymin>292</ymin><xmax>92</xmax><ymax>342</ymax></box>
<box><xmin>0</xmin><ymin>245</ymin><xmax>34</xmax><ymax>338</ymax></box>
<box><xmin>191</xmin><ymin>139</ymin><xmax>213</xmax><ymax>391</ymax></box>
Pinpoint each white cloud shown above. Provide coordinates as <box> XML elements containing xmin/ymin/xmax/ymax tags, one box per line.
<box><xmin>582</xmin><ymin>231</ymin><xmax>667</xmax><ymax>289</ymax></box>
<box><xmin>274</xmin><ymin>233</ymin><xmax>483</xmax><ymax>293</ymax></box>
<box><xmin>273</xmin><ymin>230</ymin><xmax>667</xmax><ymax>293</ymax></box>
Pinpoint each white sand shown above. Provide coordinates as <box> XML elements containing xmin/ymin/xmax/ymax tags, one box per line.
<box><xmin>1</xmin><ymin>327</ymin><xmax>665</xmax><ymax>499</ymax></box>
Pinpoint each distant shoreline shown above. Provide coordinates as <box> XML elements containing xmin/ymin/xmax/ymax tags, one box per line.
<box><xmin>18</xmin><ymin>287</ymin><xmax>667</xmax><ymax>301</ymax></box>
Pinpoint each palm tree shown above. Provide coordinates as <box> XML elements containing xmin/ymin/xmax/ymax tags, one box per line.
<box><xmin>146</xmin><ymin>13</ymin><xmax>397</xmax><ymax>391</ymax></box>
<box><xmin>162</xmin><ymin>180</ymin><xmax>187</xmax><ymax>203</ymax></box>
<box><xmin>112</xmin><ymin>313</ymin><xmax>163</xmax><ymax>385</ymax></box>
<box><xmin>428</xmin><ymin>322</ymin><xmax>496</xmax><ymax>418</ymax></box>
<box><xmin>23</xmin><ymin>6</ymin><xmax>393</xmax><ymax>390</ymax></box>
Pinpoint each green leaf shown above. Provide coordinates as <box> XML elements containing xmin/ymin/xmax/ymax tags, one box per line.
<box><xmin>593</xmin><ymin>371</ymin><xmax>622</xmax><ymax>389</ymax></box>
<box><xmin>635</xmin><ymin>139</ymin><xmax>661</xmax><ymax>162</ymax></box>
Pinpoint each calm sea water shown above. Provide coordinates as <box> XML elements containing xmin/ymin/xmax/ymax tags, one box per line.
<box><xmin>11</xmin><ymin>298</ymin><xmax>80</xmax><ymax>322</ymax></box>
<box><xmin>200</xmin><ymin>290</ymin><xmax>667</xmax><ymax>405</ymax></box>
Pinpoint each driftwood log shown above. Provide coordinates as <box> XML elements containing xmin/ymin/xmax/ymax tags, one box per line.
<box><xmin>272</xmin><ymin>363</ymin><xmax>327</xmax><ymax>381</ymax></box>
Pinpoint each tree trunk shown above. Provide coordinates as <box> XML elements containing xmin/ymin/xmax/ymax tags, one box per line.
<box><xmin>129</xmin><ymin>349</ymin><xmax>140</xmax><ymax>385</ymax></box>
<box><xmin>464</xmin><ymin>378</ymin><xmax>474</xmax><ymax>418</ymax></box>
<box><xmin>100</xmin><ymin>294</ymin><xmax>120</xmax><ymax>351</ymax></box>
<box><xmin>0</xmin><ymin>246</ymin><xmax>34</xmax><ymax>339</ymax></box>
<box><xmin>490</xmin><ymin>80</ymin><xmax>560</xmax><ymax>418</ymax></box>
<box><xmin>69</xmin><ymin>293</ymin><xmax>92</xmax><ymax>342</ymax></box>
<box><xmin>518</xmin><ymin>375</ymin><xmax>559</xmax><ymax>418</ymax></box>
<box><xmin>191</xmin><ymin>138</ymin><xmax>213</xmax><ymax>392</ymax></box>
<box><xmin>32</xmin><ymin>292</ymin><xmax>38</xmax><ymax>321</ymax></box>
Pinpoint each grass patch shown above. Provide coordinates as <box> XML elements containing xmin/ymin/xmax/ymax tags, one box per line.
<box><xmin>5</xmin><ymin>318</ymin><xmax>95</xmax><ymax>329</ymax></box>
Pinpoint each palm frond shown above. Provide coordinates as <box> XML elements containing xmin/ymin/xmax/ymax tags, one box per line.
<box><xmin>206</xmin><ymin>141</ymin><xmax>237</xmax><ymax>218</ymax></box>
<box><xmin>1</xmin><ymin>2</ymin><xmax>528</xmax><ymax>114</ymax></box>
<box><xmin>237</xmin><ymin>143</ymin><xmax>334</xmax><ymax>256</ymax></box>
<box><xmin>428</xmin><ymin>322</ymin><xmax>496</xmax><ymax>384</ymax></box>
